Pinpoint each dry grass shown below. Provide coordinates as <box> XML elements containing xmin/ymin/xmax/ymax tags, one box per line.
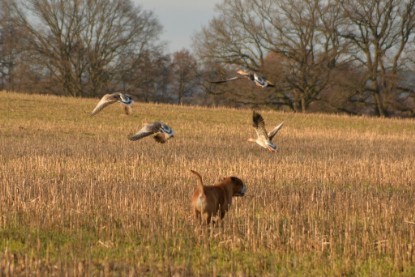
<box><xmin>1</xmin><ymin>91</ymin><xmax>415</xmax><ymax>276</ymax></box>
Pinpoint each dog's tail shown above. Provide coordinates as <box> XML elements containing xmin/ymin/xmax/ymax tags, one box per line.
<box><xmin>190</xmin><ymin>169</ymin><xmax>204</xmax><ymax>191</ymax></box>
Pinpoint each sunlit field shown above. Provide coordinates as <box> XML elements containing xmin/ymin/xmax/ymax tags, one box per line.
<box><xmin>1</xmin><ymin>91</ymin><xmax>415</xmax><ymax>276</ymax></box>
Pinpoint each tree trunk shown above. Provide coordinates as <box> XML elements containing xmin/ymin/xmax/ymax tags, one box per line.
<box><xmin>301</xmin><ymin>95</ymin><xmax>306</xmax><ymax>113</ymax></box>
<box><xmin>374</xmin><ymin>92</ymin><xmax>386</xmax><ymax>117</ymax></box>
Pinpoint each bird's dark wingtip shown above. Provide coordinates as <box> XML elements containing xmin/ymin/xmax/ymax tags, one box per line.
<box><xmin>252</xmin><ymin>110</ymin><xmax>263</xmax><ymax>127</ymax></box>
<box><xmin>127</xmin><ymin>134</ymin><xmax>137</xmax><ymax>141</ymax></box>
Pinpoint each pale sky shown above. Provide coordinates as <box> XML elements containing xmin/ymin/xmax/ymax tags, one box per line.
<box><xmin>133</xmin><ymin>0</ymin><xmax>222</xmax><ymax>53</ymax></box>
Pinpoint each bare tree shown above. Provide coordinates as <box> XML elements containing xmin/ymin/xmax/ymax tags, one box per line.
<box><xmin>0</xmin><ymin>0</ymin><xmax>25</xmax><ymax>91</ymax></box>
<box><xmin>170</xmin><ymin>49</ymin><xmax>200</xmax><ymax>104</ymax></box>
<box><xmin>119</xmin><ymin>49</ymin><xmax>171</xmax><ymax>102</ymax></box>
<box><xmin>340</xmin><ymin>0</ymin><xmax>415</xmax><ymax>116</ymax></box>
<box><xmin>9</xmin><ymin>0</ymin><xmax>162</xmax><ymax>97</ymax></box>
<box><xmin>194</xmin><ymin>0</ymin><xmax>348</xmax><ymax>112</ymax></box>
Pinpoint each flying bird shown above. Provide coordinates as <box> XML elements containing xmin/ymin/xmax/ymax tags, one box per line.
<box><xmin>209</xmin><ymin>69</ymin><xmax>275</xmax><ymax>88</ymax></box>
<box><xmin>248</xmin><ymin>111</ymin><xmax>284</xmax><ymax>152</ymax></box>
<box><xmin>90</xmin><ymin>92</ymin><xmax>134</xmax><ymax>116</ymax></box>
<box><xmin>128</xmin><ymin>122</ymin><xmax>175</xmax><ymax>143</ymax></box>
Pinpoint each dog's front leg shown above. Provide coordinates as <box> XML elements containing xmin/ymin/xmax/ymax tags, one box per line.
<box><xmin>203</xmin><ymin>213</ymin><xmax>212</xmax><ymax>225</ymax></box>
<box><xmin>219</xmin><ymin>203</ymin><xmax>230</xmax><ymax>220</ymax></box>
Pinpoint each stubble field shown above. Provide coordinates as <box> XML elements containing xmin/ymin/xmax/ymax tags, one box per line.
<box><xmin>1</xmin><ymin>91</ymin><xmax>415</xmax><ymax>276</ymax></box>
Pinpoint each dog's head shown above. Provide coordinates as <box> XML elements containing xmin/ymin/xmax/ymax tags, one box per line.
<box><xmin>222</xmin><ymin>176</ymin><xmax>247</xmax><ymax>197</ymax></box>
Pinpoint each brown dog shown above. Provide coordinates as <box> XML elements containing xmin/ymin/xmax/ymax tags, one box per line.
<box><xmin>190</xmin><ymin>170</ymin><xmax>247</xmax><ymax>224</ymax></box>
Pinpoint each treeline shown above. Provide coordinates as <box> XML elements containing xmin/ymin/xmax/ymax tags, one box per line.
<box><xmin>1</xmin><ymin>0</ymin><xmax>415</xmax><ymax>117</ymax></box>
<box><xmin>0</xmin><ymin>0</ymin><xmax>201</xmax><ymax>104</ymax></box>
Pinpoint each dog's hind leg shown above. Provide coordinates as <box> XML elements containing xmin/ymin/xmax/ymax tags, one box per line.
<box><xmin>194</xmin><ymin>210</ymin><xmax>202</xmax><ymax>223</ymax></box>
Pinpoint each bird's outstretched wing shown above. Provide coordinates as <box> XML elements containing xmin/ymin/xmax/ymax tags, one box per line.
<box><xmin>268</xmin><ymin>122</ymin><xmax>284</xmax><ymax>140</ymax></box>
<box><xmin>128</xmin><ymin>122</ymin><xmax>162</xmax><ymax>141</ymax></box>
<box><xmin>90</xmin><ymin>94</ymin><xmax>118</xmax><ymax>116</ymax></box>
<box><xmin>252</xmin><ymin>111</ymin><xmax>269</xmax><ymax>139</ymax></box>
<box><xmin>208</xmin><ymin>76</ymin><xmax>243</xmax><ymax>84</ymax></box>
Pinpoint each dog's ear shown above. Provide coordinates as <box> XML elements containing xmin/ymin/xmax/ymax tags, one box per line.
<box><xmin>219</xmin><ymin>177</ymin><xmax>232</xmax><ymax>185</ymax></box>
<box><xmin>230</xmin><ymin>177</ymin><xmax>245</xmax><ymax>193</ymax></box>
<box><xmin>230</xmin><ymin>176</ymin><xmax>242</xmax><ymax>184</ymax></box>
